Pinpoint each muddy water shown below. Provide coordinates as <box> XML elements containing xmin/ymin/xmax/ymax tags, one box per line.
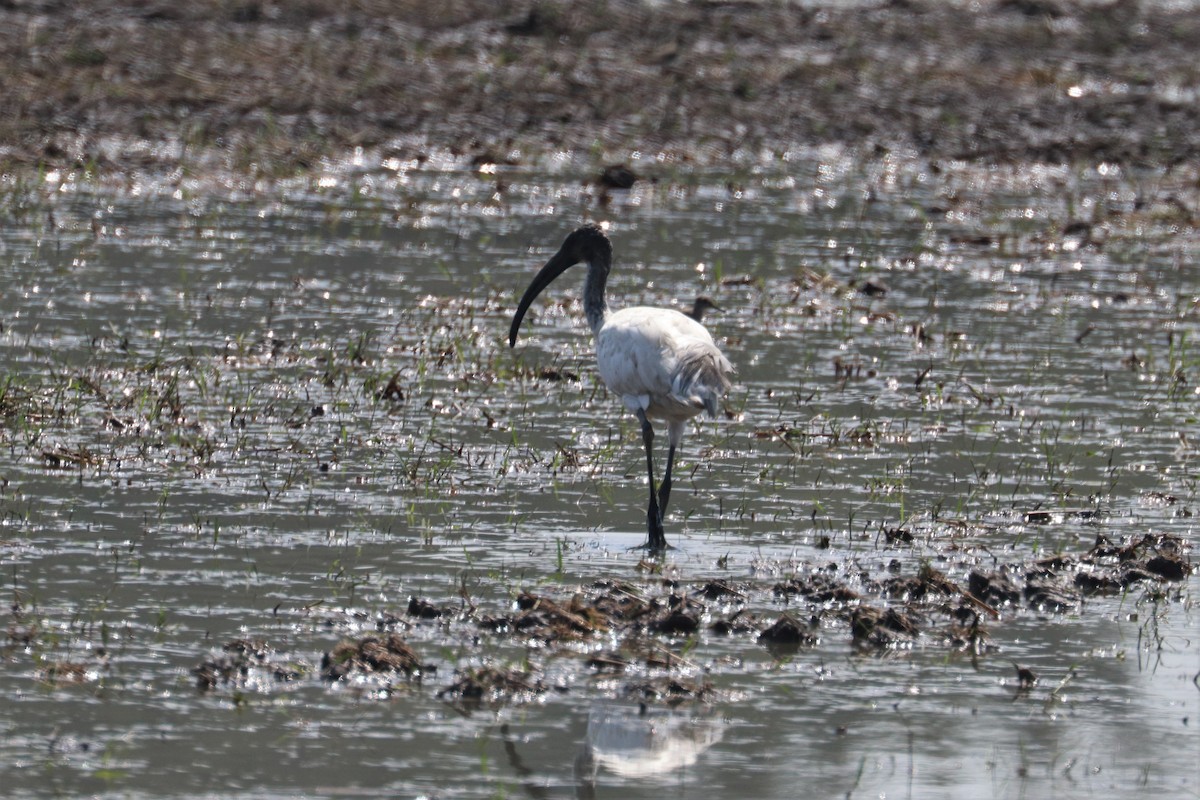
<box><xmin>1</xmin><ymin>156</ymin><xmax>1196</xmax><ymax>799</ymax></box>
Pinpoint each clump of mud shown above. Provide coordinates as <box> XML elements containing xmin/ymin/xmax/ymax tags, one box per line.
<box><xmin>621</xmin><ymin>676</ymin><xmax>715</xmax><ymax>707</ymax></box>
<box><xmin>194</xmin><ymin>638</ymin><xmax>307</xmax><ymax>692</ymax></box>
<box><xmin>758</xmin><ymin>614</ymin><xmax>819</xmax><ymax>656</ymax></box>
<box><xmin>36</xmin><ymin>650</ymin><xmax>110</xmax><ymax>687</ymax></box>
<box><xmin>850</xmin><ymin>606</ymin><xmax>924</xmax><ymax>650</ymax></box>
<box><xmin>438</xmin><ymin>666</ymin><xmax>546</xmax><ymax>711</ymax></box>
<box><xmin>320</xmin><ymin>634</ymin><xmax>429</xmax><ymax>682</ymax></box>
<box><xmin>189</xmin><ymin>532</ymin><xmax>1191</xmax><ymax>710</ymax></box>
<box><xmin>1075</xmin><ymin>532</ymin><xmax>1193</xmax><ymax>589</ymax></box>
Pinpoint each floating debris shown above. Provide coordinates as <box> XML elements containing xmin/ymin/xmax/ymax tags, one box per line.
<box><xmin>320</xmin><ymin>634</ymin><xmax>427</xmax><ymax>682</ymax></box>
<box><xmin>1023</xmin><ymin>578</ymin><xmax>1078</xmax><ymax>613</ymax></box>
<box><xmin>1012</xmin><ymin>662</ymin><xmax>1039</xmax><ymax>690</ymax></box>
<box><xmin>708</xmin><ymin>609</ymin><xmax>760</xmax><ymax>636</ymax></box>
<box><xmin>773</xmin><ymin>573</ymin><xmax>862</xmax><ymax>605</ymax></box>
<box><xmin>852</xmin><ymin>278</ymin><xmax>889</xmax><ymax>298</ymax></box>
<box><xmin>654</xmin><ymin>607</ymin><xmax>701</xmax><ymax>636</ymax></box>
<box><xmin>693</xmin><ymin>578</ymin><xmax>745</xmax><ymax>601</ymax></box>
<box><xmin>850</xmin><ymin>606</ymin><xmax>923</xmax><ymax>650</ymax></box>
<box><xmin>1023</xmin><ymin>507</ymin><xmax>1101</xmax><ymax>524</ymax></box>
<box><xmin>597</xmin><ymin>164</ymin><xmax>638</xmax><ymax>190</ymax></box>
<box><xmin>883</xmin><ymin>564</ymin><xmax>960</xmax><ymax>601</ymax></box>
<box><xmin>967</xmin><ymin>570</ymin><xmax>1023</xmax><ymax>607</ymax></box>
<box><xmin>438</xmin><ymin>666</ymin><xmax>545</xmax><ymax>709</ymax></box>
<box><xmin>180</xmin><ymin>535</ymin><xmax>1189</xmax><ymax>703</ymax></box>
<box><xmin>538</xmin><ymin>366</ymin><xmax>580</xmax><ymax>382</ymax></box>
<box><xmin>194</xmin><ymin>639</ymin><xmax>305</xmax><ymax>692</ymax></box>
<box><xmin>586</xmin><ymin>651</ymin><xmax>632</xmax><ymax>672</ymax></box>
<box><xmin>377</xmin><ymin>370</ymin><xmax>405</xmax><ymax>402</ymax></box>
<box><xmin>38</xmin><ymin>650</ymin><xmax>109</xmax><ymax>687</ymax></box>
<box><xmin>1070</xmin><ymin>532</ymin><xmax>1194</xmax><ymax>592</ymax></box>
<box><xmin>758</xmin><ymin>615</ymin><xmax>819</xmax><ymax>656</ymax></box>
<box><xmin>621</xmin><ymin>677</ymin><xmax>714</xmax><ymax>706</ymax></box>
<box><xmin>407</xmin><ymin>596</ymin><xmax>447</xmax><ymax>620</ymax></box>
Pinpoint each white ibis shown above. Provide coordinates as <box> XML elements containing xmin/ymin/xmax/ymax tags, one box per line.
<box><xmin>508</xmin><ymin>224</ymin><xmax>734</xmax><ymax>550</ymax></box>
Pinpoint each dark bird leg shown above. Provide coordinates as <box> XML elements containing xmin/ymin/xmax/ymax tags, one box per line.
<box><xmin>658</xmin><ymin>443</ymin><xmax>676</xmax><ymax>516</ymax></box>
<box><xmin>636</xmin><ymin>409</ymin><xmax>667</xmax><ymax>551</ymax></box>
<box><xmin>658</xmin><ymin>421</ymin><xmax>685</xmax><ymax>521</ymax></box>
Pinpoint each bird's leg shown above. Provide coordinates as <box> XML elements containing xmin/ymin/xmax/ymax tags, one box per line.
<box><xmin>636</xmin><ymin>409</ymin><xmax>667</xmax><ymax>551</ymax></box>
<box><xmin>658</xmin><ymin>443</ymin><xmax>676</xmax><ymax>516</ymax></box>
<box><xmin>658</xmin><ymin>422</ymin><xmax>684</xmax><ymax>519</ymax></box>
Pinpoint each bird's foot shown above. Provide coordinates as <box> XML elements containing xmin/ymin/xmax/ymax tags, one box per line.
<box><xmin>639</xmin><ymin>537</ymin><xmax>672</xmax><ymax>553</ymax></box>
<box><xmin>642</xmin><ymin>509</ymin><xmax>670</xmax><ymax>552</ymax></box>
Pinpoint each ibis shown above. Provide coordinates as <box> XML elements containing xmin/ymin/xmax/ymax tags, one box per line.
<box><xmin>508</xmin><ymin>224</ymin><xmax>733</xmax><ymax>550</ymax></box>
<box><xmin>687</xmin><ymin>296</ymin><xmax>721</xmax><ymax>322</ymax></box>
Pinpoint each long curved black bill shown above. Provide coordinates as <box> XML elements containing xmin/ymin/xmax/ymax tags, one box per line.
<box><xmin>508</xmin><ymin>250</ymin><xmax>577</xmax><ymax>347</ymax></box>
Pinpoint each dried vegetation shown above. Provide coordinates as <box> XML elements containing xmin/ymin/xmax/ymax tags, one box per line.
<box><xmin>2</xmin><ymin>0</ymin><xmax>1200</xmax><ymax>177</ymax></box>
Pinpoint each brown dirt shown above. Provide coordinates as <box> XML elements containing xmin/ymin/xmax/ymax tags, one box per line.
<box><xmin>3</xmin><ymin>0</ymin><xmax>1199</xmax><ymax>179</ymax></box>
<box><xmin>185</xmin><ymin>531</ymin><xmax>1190</xmax><ymax>707</ymax></box>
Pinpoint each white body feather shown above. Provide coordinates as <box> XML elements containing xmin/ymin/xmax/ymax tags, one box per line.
<box><xmin>595</xmin><ymin>306</ymin><xmax>733</xmax><ymax>445</ymax></box>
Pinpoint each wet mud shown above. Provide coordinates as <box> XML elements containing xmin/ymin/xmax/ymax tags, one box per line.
<box><xmin>186</xmin><ymin>531</ymin><xmax>1190</xmax><ymax>708</ymax></box>
<box><xmin>3</xmin><ymin>0</ymin><xmax>1200</xmax><ymax>177</ymax></box>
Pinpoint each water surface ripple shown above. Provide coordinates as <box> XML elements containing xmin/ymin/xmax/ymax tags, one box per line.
<box><xmin>1</xmin><ymin>160</ymin><xmax>1196</xmax><ymax>799</ymax></box>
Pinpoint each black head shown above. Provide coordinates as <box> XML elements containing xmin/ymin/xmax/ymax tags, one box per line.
<box><xmin>508</xmin><ymin>224</ymin><xmax>612</xmax><ymax>347</ymax></box>
<box><xmin>689</xmin><ymin>296</ymin><xmax>722</xmax><ymax>322</ymax></box>
<box><xmin>556</xmin><ymin>224</ymin><xmax>612</xmax><ymax>269</ymax></box>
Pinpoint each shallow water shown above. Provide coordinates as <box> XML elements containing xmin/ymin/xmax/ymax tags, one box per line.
<box><xmin>1</xmin><ymin>155</ymin><xmax>1197</xmax><ymax>799</ymax></box>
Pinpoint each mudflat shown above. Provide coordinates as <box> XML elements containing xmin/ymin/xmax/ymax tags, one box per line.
<box><xmin>3</xmin><ymin>0</ymin><xmax>1198</xmax><ymax>177</ymax></box>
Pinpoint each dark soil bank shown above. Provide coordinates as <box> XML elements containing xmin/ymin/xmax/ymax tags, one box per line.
<box><xmin>3</xmin><ymin>0</ymin><xmax>1199</xmax><ymax>176</ymax></box>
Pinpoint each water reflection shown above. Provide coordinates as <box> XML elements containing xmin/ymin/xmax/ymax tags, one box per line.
<box><xmin>578</xmin><ymin>702</ymin><xmax>725</xmax><ymax>781</ymax></box>
<box><xmin>492</xmin><ymin>702</ymin><xmax>726</xmax><ymax>799</ymax></box>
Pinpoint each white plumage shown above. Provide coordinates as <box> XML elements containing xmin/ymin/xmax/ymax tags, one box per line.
<box><xmin>509</xmin><ymin>224</ymin><xmax>733</xmax><ymax>550</ymax></box>
<box><xmin>598</xmin><ymin>307</ymin><xmax>728</xmax><ymax>422</ymax></box>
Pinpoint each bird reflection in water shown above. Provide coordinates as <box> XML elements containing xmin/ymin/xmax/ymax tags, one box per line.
<box><xmin>499</xmin><ymin>704</ymin><xmax>724</xmax><ymax>798</ymax></box>
<box><xmin>574</xmin><ymin>703</ymin><xmax>725</xmax><ymax>786</ymax></box>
